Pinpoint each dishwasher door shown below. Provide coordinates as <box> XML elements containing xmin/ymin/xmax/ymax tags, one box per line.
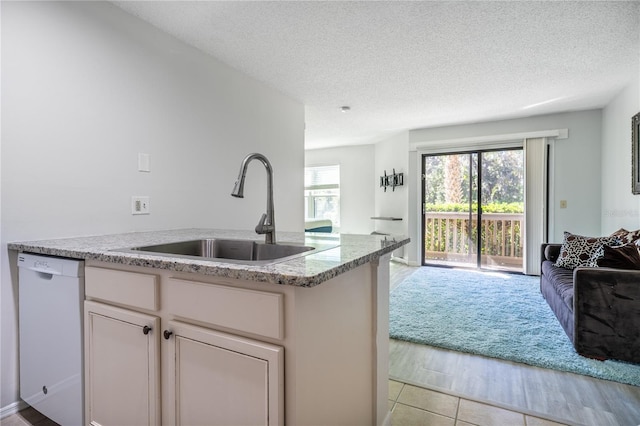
<box><xmin>18</xmin><ymin>253</ymin><xmax>84</xmax><ymax>426</ymax></box>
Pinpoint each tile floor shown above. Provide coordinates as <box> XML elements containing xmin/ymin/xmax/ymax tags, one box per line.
<box><xmin>389</xmin><ymin>380</ymin><xmax>567</xmax><ymax>426</ymax></box>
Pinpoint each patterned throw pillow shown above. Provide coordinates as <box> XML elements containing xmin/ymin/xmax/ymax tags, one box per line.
<box><xmin>554</xmin><ymin>232</ymin><xmax>621</xmax><ymax>269</ymax></box>
<box><xmin>611</xmin><ymin>228</ymin><xmax>629</xmax><ymax>236</ymax></box>
<box><xmin>610</xmin><ymin>228</ymin><xmax>640</xmax><ymax>245</ymax></box>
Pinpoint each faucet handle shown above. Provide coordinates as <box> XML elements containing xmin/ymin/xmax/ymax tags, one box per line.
<box><xmin>255</xmin><ymin>213</ymin><xmax>268</xmax><ymax>234</ymax></box>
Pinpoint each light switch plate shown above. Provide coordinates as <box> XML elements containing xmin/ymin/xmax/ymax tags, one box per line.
<box><xmin>138</xmin><ymin>153</ymin><xmax>150</xmax><ymax>172</ymax></box>
<box><xmin>560</xmin><ymin>200</ymin><xmax>567</xmax><ymax>209</ymax></box>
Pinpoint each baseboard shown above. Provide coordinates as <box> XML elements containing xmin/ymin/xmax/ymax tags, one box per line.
<box><xmin>0</xmin><ymin>400</ymin><xmax>28</xmax><ymax>419</ymax></box>
<box><xmin>382</xmin><ymin>409</ymin><xmax>393</xmax><ymax>426</ymax></box>
<box><xmin>390</xmin><ymin>256</ymin><xmax>422</xmax><ymax>267</ymax></box>
<box><xmin>390</xmin><ymin>255</ymin><xmax>409</xmax><ymax>265</ymax></box>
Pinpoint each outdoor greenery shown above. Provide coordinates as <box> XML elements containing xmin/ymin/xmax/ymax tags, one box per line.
<box><xmin>424</xmin><ymin>202</ymin><xmax>524</xmax><ymax>213</ymax></box>
<box><xmin>424</xmin><ymin>150</ymin><xmax>524</xmax><ymax>206</ymax></box>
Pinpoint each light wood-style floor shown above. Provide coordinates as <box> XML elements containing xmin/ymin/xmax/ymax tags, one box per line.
<box><xmin>1</xmin><ymin>406</ymin><xmax>58</xmax><ymax>426</ymax></box>
<box><xmin>388</xmin><ymin>262</ymin><xmax>640</xmax><ymax>426</ymax></box>
<box><xmin>389</xmin><ymin>379</ymin><xmax>567</xmax><ymax>426</ymax></box>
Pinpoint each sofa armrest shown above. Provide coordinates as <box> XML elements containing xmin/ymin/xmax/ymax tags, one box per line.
<box><xmin>541</xmin><ymin>243</ymin><xmax>562</xmax><ymax>264</ymax></box>
<box><xmin>573</xmin><ymin>267</ymin><xmax>640</xmax><ymax>362</ymax></box>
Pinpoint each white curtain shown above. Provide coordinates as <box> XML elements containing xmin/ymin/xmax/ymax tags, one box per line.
<box><xmin>523</xmin><ymin>138</ymin><xmax>548</xmax><ymax>275</ymax></box>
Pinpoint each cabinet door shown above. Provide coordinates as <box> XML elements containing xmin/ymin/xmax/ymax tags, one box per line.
<box><xmin>164</xmin><ymin>320</ymin><xmax>284</xmax><ymax>426</ymax></box>
<box><xmin>84</xmin><ymin>301</ymin><xmax>160</xmax><ymax>426</ymax></box>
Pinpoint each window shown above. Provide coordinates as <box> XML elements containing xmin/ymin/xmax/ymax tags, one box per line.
<box><xmin>304</xmin><ymin>165</ymin><xmax>340</xmax><ymax>228</ymax></box>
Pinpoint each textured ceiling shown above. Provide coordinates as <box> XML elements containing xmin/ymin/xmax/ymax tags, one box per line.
<box><xmin>113</xmin><ymin>1</ymin><xmax>640</xmax><ymax>149</ymax></box>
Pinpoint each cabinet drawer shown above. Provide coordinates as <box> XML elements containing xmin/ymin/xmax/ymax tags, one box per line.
<box><xmin>85</xmin><ymin>267</ymin><xmax>159</xmax><ymax>311</ymax></box>
<box><xmin>166</xmin><ymin>278</ymin><xmax>283</xmax><ymax>339</ymax></box>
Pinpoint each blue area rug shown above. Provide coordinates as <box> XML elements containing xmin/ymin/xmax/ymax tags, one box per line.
<box><xmin>389</xmin><ymin>267</ymin><xmax>640</xmax><ymax>386</ymax></box>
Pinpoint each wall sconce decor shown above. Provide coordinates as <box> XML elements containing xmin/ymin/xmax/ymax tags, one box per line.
<box><xmin>380</xmin><ymin>169</ymin><xmax>404</xmax><ymax>192</ymax></box>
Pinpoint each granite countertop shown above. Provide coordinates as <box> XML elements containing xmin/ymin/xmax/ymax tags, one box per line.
<box><xmin>8</xmin><ymin>228</ymin><xmax>409</xmax><ymax>287</ymax></box>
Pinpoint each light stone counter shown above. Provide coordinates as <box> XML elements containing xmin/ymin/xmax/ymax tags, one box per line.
<box><xmin>8</xmin><ymin>228</ymin><xmax>409</xmax><ymax>287</ymax></box>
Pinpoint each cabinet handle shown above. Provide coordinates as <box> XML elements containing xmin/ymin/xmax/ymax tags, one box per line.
<box><xmin>163</xmin><ymin>330</ymin><xmax>173</xmax><ymax>340</ymax></box>
<box><xmin>142</xmin><ymin>326</ymin><xmax>152</xmax><ymax>335</ymax></box>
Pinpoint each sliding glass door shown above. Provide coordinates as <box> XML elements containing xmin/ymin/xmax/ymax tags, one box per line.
<box><xmin>479</xmin><ymin>150</ymin><xmax>524</xmax><ymax>270</ymax></box>
<box><xmin>422</xmin><ymin>149</ymin><xmax>524</xmax><ymax>272</ymax></box>
<box><xmin>423</xmin><ymin>153</ymin><xmax>479</xmax><ymax>268</ymax></box>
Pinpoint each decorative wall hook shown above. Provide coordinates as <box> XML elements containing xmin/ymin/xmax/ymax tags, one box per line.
<box><xmin>380</xmin><ymin>169</ymin><xmax>404</xmax><ymax>192</ymax></box>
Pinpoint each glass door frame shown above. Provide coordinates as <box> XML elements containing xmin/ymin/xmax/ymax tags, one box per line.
<box><xmin>421</xmin><ymin>147</ymin><xmax>524</xmax><ymax>272</ymax></box>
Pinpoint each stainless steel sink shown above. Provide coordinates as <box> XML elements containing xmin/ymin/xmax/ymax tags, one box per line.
<box><xmin>121</xmin><ymin>238</ymin><xmax>315</xmax><ymax>263</ymax></box>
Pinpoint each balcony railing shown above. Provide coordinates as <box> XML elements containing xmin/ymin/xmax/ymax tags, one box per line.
<box><xmin>424</xmin><ymin>212</ymin><xmax>523</xmax><ymax>269</ymax></box>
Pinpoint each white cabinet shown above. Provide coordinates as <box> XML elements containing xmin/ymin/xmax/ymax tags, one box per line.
<box><xmin>84</xmin><ymin>301</ymin><xmax>160</xmax><ymax>426</ymax></box>
<box><xmin>164</xmin><ymin>321</ymin><xmax>283</xmax><ymax>425</ymax></box>
<box><xmin>84</xmin><ymin>266</ymin><xmax>284</xmax><ymax>426</ymax></box>
<box><xmin>84</xmin><ymin>257</ymin><xmax>390</xmax><ymax>426</ymax></box>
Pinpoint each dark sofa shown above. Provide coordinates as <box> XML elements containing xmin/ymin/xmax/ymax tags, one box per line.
<box><xmin>540</xmin><ymin>243</ymin><xmax>640</xmax><ymax>363</ymax></box>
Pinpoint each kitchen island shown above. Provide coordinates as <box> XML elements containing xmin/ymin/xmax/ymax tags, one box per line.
<box><xmin>9</xmin><ymin>229</ymin><xmax>409</xmax><ymax>426</ymax></box>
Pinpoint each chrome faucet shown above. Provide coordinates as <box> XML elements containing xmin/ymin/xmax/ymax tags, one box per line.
<box><xmin>231</xmin><ymin>153</ymin><xmax>276</xmax><ymax>244</ymax></box>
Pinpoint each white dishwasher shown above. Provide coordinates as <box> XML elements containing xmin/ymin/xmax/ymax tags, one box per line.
<box><xmin>18</xmin><ymin>253</ymin><xmax>84</xmax><ymax>426</ymax></box>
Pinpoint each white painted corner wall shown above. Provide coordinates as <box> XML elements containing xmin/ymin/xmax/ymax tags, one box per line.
<box><xmin>1</xmin><ymin>1</ymin><xmax>304</xmax><ymax>410</ymax></box>
<box><xmin>304</xmin><ymin>133</ymin><xmax>411</xmax><ymax>260</ymax></box>
<box><xmin>374</xmin><ymin>132</ymin><xmax>409</xmax><ymax>236</ymax></box>
<box><xmin>601</xmin><ymin>77</ymin><xmax>640</xmax><ymax>233</ymax></box>
<box><xmin>305</xmin><ymin>145</ymin><xmax>376</xmax><ymax>234</ymax></box>
<box><xmin>373</xmin><ymin>132</ymin><xmax>410</xmax><ymax>260</ymax></box>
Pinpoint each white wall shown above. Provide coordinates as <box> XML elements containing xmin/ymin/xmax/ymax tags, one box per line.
<box><xmin>1</xmin><ymin>1</ymin><xmax>304</xmax><ymax>409</ymax></box>
<box><xmin>305</xmin><ymin>145</ymin><xmax>375</xmax><ymax>234</ymax></box>
<box><xmin>407</xmin><ymin>110</ymin><xmax>604</xmax><ymax>264</ymax></box>
<box><xmin>304</xmin><ymin>135</ymin><xmax>410</xmax><ymax>256</ymax></box>
<box><xmin>373</xmin><ymin>132</ymin><xmax>410</xmax><ymax>260</ymax></box>
<box><xmin>601</xmin><ymin>78</ymin><xmax>640</xmax><ymax>233</ymax></box>
<box><xmin>373</xmin><ymin>132</ymin><xmax>409</xmax><ymax>237</ymax></box>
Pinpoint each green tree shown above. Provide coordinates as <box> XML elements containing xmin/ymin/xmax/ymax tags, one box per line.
<box><xmin>481</xmin><ymin>150</ymin><xmax>523</xmax><ymax>203</ymax></box>
<box><xmin>424</xmin><ymin>155</ymin><xmax>444</xmax><ymax>204</ymax></box>
<box><xmin>444</xmin><ymin>155</ymin><xmax>463</xmax><ymax>203</ymax></box>
<box><xmin>423</xmin><ymin>150</ymin><xmax>523</xmax><ymax>210</ymax></box>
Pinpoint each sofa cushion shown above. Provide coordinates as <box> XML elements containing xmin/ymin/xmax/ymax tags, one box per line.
<box><xmin>544</xmin><ymin>245</ymin><xmax>561</xmax><ymax>263</ymax></box>
<box><xmin>596</xmin><ymin>244</ymin><xmax>640</xmax><ymax>270</ymax></box>
<box><xmin>554</xmin><ymin>231</ymin><xmax>620</xmax><ymax>269</ymax></box>
<box><xmin>541</xmin><ymin>260</ymin><xmax>575</xmax><ymax>310</ymax></box>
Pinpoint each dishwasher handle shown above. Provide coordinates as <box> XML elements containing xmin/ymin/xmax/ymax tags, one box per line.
<box><xmin>17</xmin><ymin>253</ymin><xmax>84</xmax><ymax>278</ymax></box>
